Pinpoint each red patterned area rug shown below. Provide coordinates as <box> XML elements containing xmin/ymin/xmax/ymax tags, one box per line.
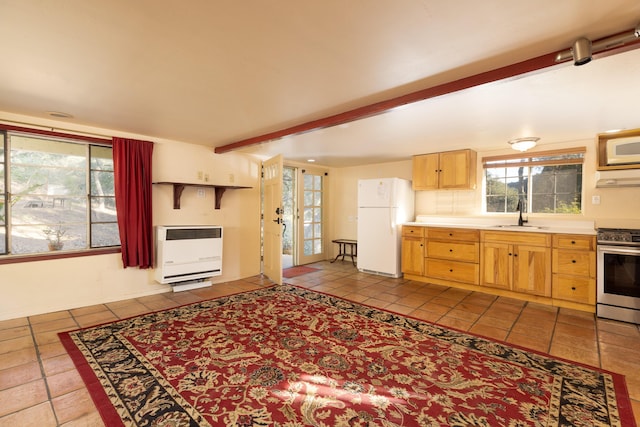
<box><xmin>59</xmin><ymin>285</ymin><xmax>635</xmax><ymax>426</ymax></box>
<box><xmin>283</xmin><ymin>266</ymin><xmax>319</xmax><ymax>278</ymax></box>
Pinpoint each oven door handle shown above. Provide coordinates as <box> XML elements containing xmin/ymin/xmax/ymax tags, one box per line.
<box><xmin>597</xmin><ymin>245</ymin><xmax>640</xmax><ymax>255</ymax></box>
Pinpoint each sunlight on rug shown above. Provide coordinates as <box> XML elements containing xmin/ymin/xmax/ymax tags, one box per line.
<box><xmin>283</xmin><ymin>265</ymin><xmax>319</xmax><ymax>278</ymax></box>
<box><xmin>59</xmin><ymin>285</ymin><xmax>635</xmax><ymax>426</ymax></box>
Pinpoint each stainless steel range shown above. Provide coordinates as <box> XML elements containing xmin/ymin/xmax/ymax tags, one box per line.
<box><xmin>596</xmin><ymin>228</ymin><xmax>640</xmax><ymax>324</ymax></box>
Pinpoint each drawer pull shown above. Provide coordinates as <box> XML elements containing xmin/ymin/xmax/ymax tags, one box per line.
<box><xmin>571</xmin><ymin>287</ymin><xmax>576</xmax><ymax>291</ymax></box>
<box><xmin>449</xmin><ymin>249</ymin><xmax>453</xmax><ymax>252</ymax></box>
<box><xmin>572</xmin><ymin>260</ymin><xmax>576</xmax><ymax>263</ymax></box>
<box><xmin>571</xmin><ymin>240</ymin><xmax>576</xmax><ymax>244</ymax></box>
<box><xmin>449</xmin><ymin>269</ymin><xmax>453</xmax><ymax>272</ymax></box>
<box><xmin>449</xmin><ymin>233</ymin><xmax>453</xmax><ymax>237</ymax></box>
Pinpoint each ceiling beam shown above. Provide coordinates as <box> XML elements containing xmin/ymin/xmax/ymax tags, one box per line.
<box><xmin>215</xmin><ymin>28</ymin><xmax>640</xmax><ymax>154</ymax></box>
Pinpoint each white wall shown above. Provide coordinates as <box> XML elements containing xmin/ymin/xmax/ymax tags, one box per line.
<box><xmin>328</xmin><ymin>139</ymin><xmax>640</xmax><ymax>254</ymax></box>
<box><xmin>327</xmin><ymin>160</ymin><xmax>412</xmax><ymax>258</ymax></box>
<box><xmin>0</xmin><ymin>113</ymin><xmax>262</xmax><ymax>321</ymax></box>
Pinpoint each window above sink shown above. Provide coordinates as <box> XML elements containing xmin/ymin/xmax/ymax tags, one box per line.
<box><xmin>482</xmin><ymin>147</ymin><xmax>585</xmax><ymax>215</ymax></box>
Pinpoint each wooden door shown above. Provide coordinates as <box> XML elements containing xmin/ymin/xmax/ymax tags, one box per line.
<box><xmin>263</xmin><ymin>155</ymin><xmax>283</xmax><ymax>285</ymax></box>
<box><xmin>480</xmin><ymin>242</ymin><xmax>511</xmax><ymax>290</ymax></box>
<box><xmin>439</xmin><ymin>150</ymin><xmax>469</xmax><ymax>189</ymax></box>
<box><xmin>412</xmin><ymin>153</ymin><xmax>439</xmax><ymax>190</ymax></box>
<box><xmin>401</xmin><ymin>236</ymin><xmax>424</xmax><ymax>275</ymax></box>
<box><xmin>512</xmin><ymin>245</ymin><xmax>551</xmax><ymax>296</ymax></box>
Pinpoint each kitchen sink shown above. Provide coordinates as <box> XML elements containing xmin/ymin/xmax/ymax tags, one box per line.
<box><xmin>491</xmin><ymin>224</ymin><xmax>547</xmax><ymax>230</ymax></box>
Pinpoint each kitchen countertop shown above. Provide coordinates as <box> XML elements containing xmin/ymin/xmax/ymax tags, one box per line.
<box><xmin>404</xmin><ymin>216</ymin><xmax>596</xmax><ymax>235</ymax></box>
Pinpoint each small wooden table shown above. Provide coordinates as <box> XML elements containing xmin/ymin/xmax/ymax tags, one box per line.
<box><xmin>331</xmin><ymin>239</ymin><xmax>358</xmax><ymax>266</ymax></box>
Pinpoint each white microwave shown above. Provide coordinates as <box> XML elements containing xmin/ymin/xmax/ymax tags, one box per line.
<box><xmin>606</xmin><ymin>136</ymin><xmax>640</xmax><ymax>165</ymax></box>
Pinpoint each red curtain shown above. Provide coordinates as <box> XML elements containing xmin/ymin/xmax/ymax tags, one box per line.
<box><xmin>113</xmin><ymin>137</ymin><xmax>154</xmax><ymax>269</ymax></box>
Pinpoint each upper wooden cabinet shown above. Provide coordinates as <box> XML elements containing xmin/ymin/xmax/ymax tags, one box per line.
<box><xmin>412</xmin><ymin>149</ymin><xmax>477</xmax><ymax>190</ymax></box>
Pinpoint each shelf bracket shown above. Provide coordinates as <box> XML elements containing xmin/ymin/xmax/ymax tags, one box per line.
<box><xmin>214</xmin><ymin>187</ymin><xmax>226</xmax><ymax>210</ymax></box>
<box><xmin>172</xmin><ymin>184</ymin><xmax>185</xmax><ymax>209</ymax></box>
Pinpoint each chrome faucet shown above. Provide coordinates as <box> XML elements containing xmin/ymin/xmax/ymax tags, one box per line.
<box><xmin>516</xmin><ymin>199</ymin><xmax>528</xmax><ymax>226</ymax></box>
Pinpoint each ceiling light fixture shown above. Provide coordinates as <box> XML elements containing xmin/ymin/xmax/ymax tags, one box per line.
<box><xmin>555</xmin><ymin>24</ymin><xmax>640</xmax><ymax>65</ymax></box>
<box><xmin>509</xmin><ymin>137</ymin><xmax>539</xmax><ymax>152</ymax></box>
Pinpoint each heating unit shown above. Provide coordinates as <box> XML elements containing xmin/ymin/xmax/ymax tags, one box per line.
<box><xmin>155</xmin><ymin>225</ymin><xmax>223</xmax><ymax>292</ymax></box>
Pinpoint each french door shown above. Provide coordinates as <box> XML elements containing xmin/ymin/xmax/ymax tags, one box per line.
<box><xmin>297</xmin><ymin>168</ymin><xmax>326</xmax><ymax>265</ymax></box>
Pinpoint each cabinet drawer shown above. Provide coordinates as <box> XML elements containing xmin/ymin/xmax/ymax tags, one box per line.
<box><xmin>552</xmin><ymin>250</ymin><xmax>595</xmax><ymax>277</ymax></box>
<box><xmin>425</xmin><ymin>259</ymin><xmax>479</xmax><ymax>284</ymax></box>
<box><xmin>552</xmin><ymin>275</ymin><xmax>595</xmax><ymax>305</ymax></box>
<box><xmin>402</xmin><ymin>226</ymin><xmax>425</xmax><ymax>238</ymax></box>
<box><xmin>427</xmin><ymin>227</ymin><xmax>479</xmax><ymax>242</ymax></box>
<box><xmin>481</xmin><ymin>230</ymin><xmax>550</xmax><ymax>246</ymax></box>
<box><xmin>552</xmin><ymin>234</ymin><xmax>595</xmax><ymax>251</ymax></box>
<box><xmin>426</xmin><ymin>241</ymin><xmax>479</xmax><ymax>263</ymax></box>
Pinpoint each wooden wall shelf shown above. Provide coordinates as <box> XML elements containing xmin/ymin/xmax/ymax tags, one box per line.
<box><xmin>153</xmin><ymin>182</ymin><xmax>251</xmax><ymax>209</ymax></box>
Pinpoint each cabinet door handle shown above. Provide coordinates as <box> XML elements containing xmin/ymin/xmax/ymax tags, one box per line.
<box><xmin>513</xmin><ymin>253</ymin><xmax>518</xmax><ymax>257</ymax></box>
<box><xmin>572</xmin><ymin>260</ymin><xmax>576</xmax><ymax>263</ymax></box>
<box><xmin>508</xmin><ymin>253</ymin><xmax>512</xmax><ymax>256</ymax></box>
<box><xmin>449</xmin><ymin>249</ymin><xmax>453</xmax><ymax>252</ymax></box>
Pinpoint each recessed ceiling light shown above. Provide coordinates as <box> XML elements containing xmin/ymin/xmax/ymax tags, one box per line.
<box><xmin>46</xmin><ymin>111</ymin><xmax>73</xmax><ymax>119</ymax></box>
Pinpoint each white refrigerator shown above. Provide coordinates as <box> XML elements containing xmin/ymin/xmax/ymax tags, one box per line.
<box><xmin>357</xmin><ymin>178</ymin><xmax>414</xmax><ymax>278</ymax></box>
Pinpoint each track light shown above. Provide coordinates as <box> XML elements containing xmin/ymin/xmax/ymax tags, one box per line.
<box><xmin>572</xmin><ymin>37</ymin><xmax>592</xmax><ymax>66</ymax></box>
<box><xmin>555</xmin><ymin>24</ymin><xmax>640</xmax><ymax>65</ymax></box>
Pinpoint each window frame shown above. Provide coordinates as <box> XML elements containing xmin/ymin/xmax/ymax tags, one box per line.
<box><xmin>482</xmin><ymin>147</ymin><xmax>586</xmax><ymax>215</ymax></box>
<box><xmin>0</xmin><ymin>124</ymin><xmax>120</xmax><ymax>264</ymax></box>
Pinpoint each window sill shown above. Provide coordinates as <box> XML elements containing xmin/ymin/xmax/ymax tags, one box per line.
<box><xmin>0</xmin><ymin>247</ymin><xmax>121</xmax><ymax>265</ymax></box>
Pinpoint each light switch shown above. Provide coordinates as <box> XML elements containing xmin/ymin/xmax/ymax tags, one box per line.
<box><xmin>592</xmin><ymin>195</ymin><xmax>601</xmax><ymax>205</ymax></box>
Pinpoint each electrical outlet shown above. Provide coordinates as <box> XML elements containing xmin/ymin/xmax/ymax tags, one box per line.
<box><xmin>197</xmin><ymin>171</ymin><xmax>203</xmax><ymax>180</ymax></box>
<box><xmin>197</xmin><ymin>189</ymin><xmax>205</xmax><ymax>198</ymax></box>
<box><xmin>592</xmin><ymin>195</ymin><xmax>601</xmax><ymax>205</ymax></box>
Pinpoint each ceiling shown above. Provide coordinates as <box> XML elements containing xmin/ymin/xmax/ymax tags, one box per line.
<box><xmin>1</xmin><ymin>1</ymin><xmax>639</xmax><ymax>167</ymax></box>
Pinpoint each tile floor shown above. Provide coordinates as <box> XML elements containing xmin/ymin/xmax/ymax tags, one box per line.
<box><xmin>1</xmin><ymin>260</ymin><xmax>639</xmax><ymax>426</ymax></box>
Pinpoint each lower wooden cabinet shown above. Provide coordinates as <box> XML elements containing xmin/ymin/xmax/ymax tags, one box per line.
<box><xmin>401</xmin><ymin>226</ymin><xmax>596</xmax><ymax>312</ymax></box>
<box><xmin>401</xmin><ymin>226</ymin><xmax>425</xmax><ymax>276</ymax></box>
<box><xmin>480</xmin><ymin>231</ymin><xmax>551</xmax><ymax>297</ymax></box>
<box><xmin>424</xmin><ymin>227</ymin><xmax>479</xmax><ymax>286</ymax></box>
<box><xmin>551</xmin><ymin>234</ymin><xmax>596</xmax><ymax>305</ymax></box>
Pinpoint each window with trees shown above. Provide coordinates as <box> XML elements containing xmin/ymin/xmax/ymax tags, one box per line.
<box><xmin>483</xmin><ymin>148</ymin><xmax>585</xmax><ymax>214</ymax></box>
<box><xmin>0</xmin><ymin>130</ymin><xmax>119</xmax><ymax>256</ymax></box>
